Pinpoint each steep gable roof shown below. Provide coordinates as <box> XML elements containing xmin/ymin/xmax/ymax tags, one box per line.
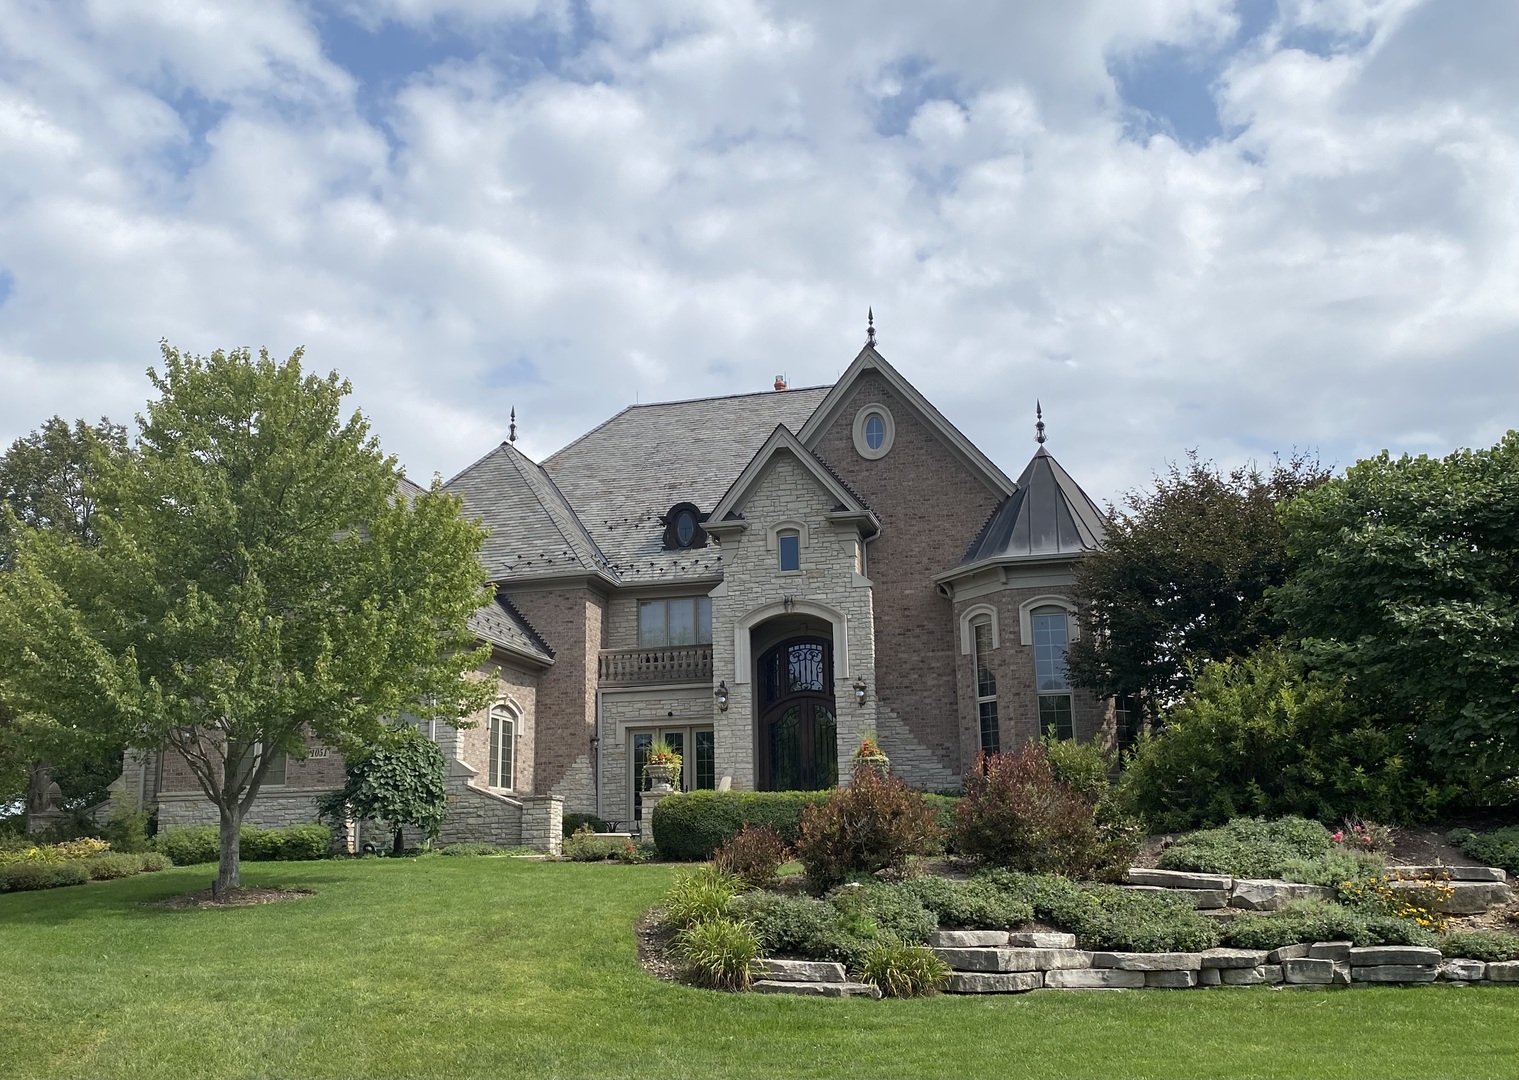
<box><xmin>795</xmin><ymin>345</ymin><xmax>1015</xmax><ymax>497</ymax></box>
<box><xmin>708</xmin><ymin>424</ymin><xmax>878</xmax><ymax>529</ymax></box>
<box><xmin>542</xmin><ymin>386</ymin><xmax>831</xmax><ymax>583</ymax></box>
<box><xmin>955</xmin><ymin>446</ymin><xmax>1107</xmax><ymax>568</ymax></box>
<box><xmin>444</xmin><ymin>441</ymin><xmax>616</xmax><ymax>583</ymax></box>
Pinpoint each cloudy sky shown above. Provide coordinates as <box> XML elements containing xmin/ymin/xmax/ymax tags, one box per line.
<box><xmin>1</xmin><ymin>0</ymin><xmax>1515</xmax><ymax>503</ymax></box>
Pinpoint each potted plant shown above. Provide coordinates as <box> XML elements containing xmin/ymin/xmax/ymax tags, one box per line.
<box><xmin>853</xmin><ymin>730</ymin><xmax>890</xmax><ymax>774</ymax></box>
<box><xmin>644</xmin><ymin>739</ymin><xmax>683</xmax><ymax>793</ymax></box>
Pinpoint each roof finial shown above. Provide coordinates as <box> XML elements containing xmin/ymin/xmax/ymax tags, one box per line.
<box><xmin>1035</xmin><ymin>400</ymin><xmax>1046</xmax><ymax>445</ymax></box>
<box><xmin>866</xmin><ymin>307</ymin><xmax>875</xmax><ymax>347</ymax></box>
<box><xmin>509</xmin><ymin>407</ymin><xmax>517</xmax><ymax>444</ymax></box>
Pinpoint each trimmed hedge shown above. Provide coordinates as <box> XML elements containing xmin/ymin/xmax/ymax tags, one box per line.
<box><xmin>0</xmin><ymin>860</ymin><xmax>91</xmax><ymax>892</ymax></box>
<box><xmin>651</xmin><ymin>790</ymin><xmax>831</xmax><ymax>861</ymax></box>
<box><xmin>157</xmin><ymin>823</ymin><xmax>334</xmax><ymax>866</ymax></box>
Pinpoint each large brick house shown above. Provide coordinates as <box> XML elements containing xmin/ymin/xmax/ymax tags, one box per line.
<box><xmin>113</xmin><ymin>334</ymin><xmax>1117</xmax><ymax>850</ymax></box>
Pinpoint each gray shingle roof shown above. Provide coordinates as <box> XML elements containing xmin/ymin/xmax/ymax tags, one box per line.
<box><xmin>542</xmin><ymin>386</ymin><xmax>833</xmax><ymax>584</ymax></box>
<box><xmin>960</xmin><ymin>447</ymin><xmax>1107</xmax><ymax>565</ymax></box>
<box><xmin>444</xmin><ymin>442</ymin><xmax>616</xmax><ymax>582</ymax></box>
<box><xmin>468</xmin><ymin>594</ymin><xmax>554</xmax><ymax>664</ymax></box>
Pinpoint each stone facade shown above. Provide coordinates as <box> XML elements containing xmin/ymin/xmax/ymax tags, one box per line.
<box><xmin>598</xmin><ymin>685</ymin><xmax>714</xmax><ymax>822</ymax></box>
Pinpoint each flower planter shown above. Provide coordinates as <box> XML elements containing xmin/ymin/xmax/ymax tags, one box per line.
<box><xmin>644</xmin><ymin>762</ymin><xmax>678</xmax><ymax>793</ymax></box>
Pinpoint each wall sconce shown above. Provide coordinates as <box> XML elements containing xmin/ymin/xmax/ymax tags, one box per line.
<box><xmin>715</xmin><ymin>680</ymin><xmax>729</xmax><ymax>712</ymax></box>
<box><xmin>852</xmin><ymin>679</ymin><xmax>867</xmax><ymax>707</ymax></box>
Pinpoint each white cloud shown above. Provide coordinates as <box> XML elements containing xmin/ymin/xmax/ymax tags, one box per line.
<box><xmin>0</xmin><ymin>0</ymin><xmax>1514</xmax><ymax>507</ymax></box>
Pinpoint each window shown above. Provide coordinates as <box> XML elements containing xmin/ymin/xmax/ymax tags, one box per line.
<box><xmin>264</xmin><ymin>750</ymin><xmax>287</xmax><ymax>787</ymax></box>
<box><xmin>661</xmin><ymin>502</ymin><xmax>707</xmax><ymax>549</ymax></box>
<box><xmin>233</xmin><ymin>743</ymin><xmax>285</xmax><ymax>787</ymax></box>
<box><xmin>1033</xmin><ymin>610</ymin><xmax>1074</xmax><ymax>740</ymax></box>
<box><xmin>637</xmin><ymin>597</ymin><xmax>713</xmax><ymax>647</ymax></box>
<box><xmin>1114</xmin><ymin>695</ymin><xmax>1142</xmax><ymax>751</ymax></box>
<box><xmin>631</xmin><ymin>725</ymin><xmax>716</xmax><ymax>818</ymax></box>
<box><xmin>489</xmin><ymin>706</ymin><xmax>515</xmax><ymax>790</ymax></box>
<box><xmin>864</xmin><ymin>413</ymin><xmax>885</xmax><ymax>450</ymax></box>
<box><xmin>407</xmin><ymin>715</ymin><xmax>436</xmax><ymax>742</ymax></box>
<box><xmin>852</xmin><ymin>404</ymin><xmax>895</xmax><ymax>458</ymax></box>
<box><xmin>778</xmin><ymin>530</ymin><xmax>801</xmax><ymax>572</ymax></box>
<box><xmin>973</xmin><ymin>618</ymin><xmax>999</xmax><ymax>754</ymax></box>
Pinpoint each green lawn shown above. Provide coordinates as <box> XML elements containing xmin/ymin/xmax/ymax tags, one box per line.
<box><xmin>2</xmin><ymin>860</ymin><xmax>1517</xmax><ymax>1079</ymax></box>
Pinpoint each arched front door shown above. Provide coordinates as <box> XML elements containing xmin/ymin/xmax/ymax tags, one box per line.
<box><xmin>757</xmin><ymin>637</ymin><xmax>838</xmax><ymax>791</ymax></box>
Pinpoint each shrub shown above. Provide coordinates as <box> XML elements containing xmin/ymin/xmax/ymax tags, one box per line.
<box><xmin>1158</xmin><ymin>816</ymin><xmax>1341</xmax><ymax>879</ymax></box>
<box><xmin>978</xmin><ymin>870</ymin><xmax>1221</xmax><ymax>952</ymax></box>
<box><xmin>663</xmin><ymin>865</ymin><xmax>743</xmax><ymax>930</ymax></box>
<box><xmin>1448</xmin><ymin>827</ymin><xmax>1519</xmax><ymax>875</ymax></box>
<box><xmin>82</xmin><ymin>853</ymin><xmax>147</xmax><ymax>880</ymax></box>
<box><xmin>830</xmin><ymin>884</ymin><xmax>937</xmax><ymax>945</ymax></box>
<box><xmin>139</xmin><ymin>851</ymin><xmax>171</xmax><ymax>872</ymax></box>
<box><xmin>101</xmin><ymin>801</ymin><xmax>153</xmax><ymax>854</ymax></box>
<box><xmin>956</xmin><ymin>744</ymin><xmax>1129</xmax><ymax>879</ymax></box>
<box><xmin>562</xmin><ymin>813</ymin><xmax>609</xmax><ymax>837</ymax></box>
<box><xmin>674</xmin><ymin>917</ymin><xmax>762</xmax><ymax>990</ymax></box>
<box><xmin>650</xmin><ymin>790</ymin><xmax>831</xmax><ymax>861</ymax></box>
<box><xmin>0</xmin><ymin>837</ymin><xmax>111</xmax><ymax>866</ymax></box>
<box><xmin>156</xmin><ymin>824</ymin><xmax>332</xmax><ymax>866</ymax></box>
<box><xmin>713</xmin><ymin>824</ymin><xmax>789</xmax><ymax>888</ymax></box>
<box><xmin>439</xmin><ymin>843</ymin><xmax>506</xmax><ymax>857</ymax></box>
<box><xmin>1042</xmin><ymin>736</ymin><xmax>1114</xmax><ymax>802</ymax></box>
<box><xmin>0</xmin><ymin>860</ymin><xmax>91</xmax><ymax>892</ymax></box>
<box><xmin>855</xmin><ymin>939</ymin><xmax>951</xmax><ymax>997</ymax></box>
<box><xmin>729</xmin><ymin>891</ymin><xmax>865</xmax><ymax>964</ymax></box>
<box><xmin>562</xmin><ymin>827</ymin><xmax>653</xmax><ymax>864</ymax></box>
<box><xmin>1114</xmin><ymin>646</ymin><xmax>1461</xmax><ymax>831</ymax></box>
<box><xmin>1222</xmin><ymin>900</ymin><xmax>1436</xmax><ymax>950</ymax></box>
<box><xmin>896</xmin><ymin>875</ymin><xmax>1033</xmax><ymax>929</ymax></box>
<box><xmin>922</xmin><ymin>794</ymin><xmax>960</xmax><ymax>854</ymax></box>
<box><xmin>796</xmin><ymin>769</ymin><xmax>939</xmax><ymax>888</ymax></box>
<box><xmin>1441</xmin><ymin>931</ymin><xmax>1519</xmax><ymax>963</ymax></box>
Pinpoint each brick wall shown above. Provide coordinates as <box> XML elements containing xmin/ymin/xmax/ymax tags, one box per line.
<box><xmin>157</xmin><ymin>732</ymin><xmax>347</xmax><ymax>795</ymax></box>
<box><xmin>810</xmin><ymin>372</ymin><xmax>1005</xmax><ymax>781</ymax></box>
<box><xmin>501</xmin><ymin>584</ymin><xmax>605</xmax><ymax>814</ymax></box>
<box><xmin>953</xmin><ymin>584</ymin><xmax>1112</xmax><ymax>773</ymax></box>
<box><xmin>455</xmin><ymin>657</ymin><xmax>540</xmax><ymax>796</ymax></box>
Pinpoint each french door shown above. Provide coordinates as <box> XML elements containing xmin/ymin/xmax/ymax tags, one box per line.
<box><xmin>631</xmin><ymin>725</ymin><xmax>715</xmax><ymax>820</ymax></box>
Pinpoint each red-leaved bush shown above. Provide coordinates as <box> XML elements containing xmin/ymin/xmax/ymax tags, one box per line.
<box><xmin>713</xmin><ymin>823</ymin><xmax>790</xmax><ymax>887</ymax></box>
<box><xmin>956</xmin><ymin>744</ymin><xmax>1131</xmax><ymax>878</ymax></box>
<box><xmin>795</xmin><ymin>768</ymin><xmax>939</xmax><ymax>889</ymax></box>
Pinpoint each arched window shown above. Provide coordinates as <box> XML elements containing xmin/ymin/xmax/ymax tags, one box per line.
<box><xmin>488</xmin><ymin>704</ymin><xmax>516</xmax><ymax>790</ymax></box>
<box><xmin>972</xmin><ymin>615</ymin><xmax>999</xmax><ymax>754</ymax></box>
<box><xmin>1032</xmin><ymin>608</ymin><xmax>1073</xmax><ymax>740</ymax></box>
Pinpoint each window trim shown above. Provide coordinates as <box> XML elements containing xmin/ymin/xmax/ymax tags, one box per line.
<box><xmin>488</xmin><ymin>704</ymin><xmax>517</xmax><ymax>791</ymax></box>
<box><xmin>958</xmin><ymin>603</ymin><xmax>1000</xmax><ymax>655</ymax></box>
<box><xmin>851</xmin><ymin>404</ymin><xmax>896</xmax><ymax>460</ymax></box>
<box><xmin>1017</xmin><ymin>594</ymin><xmax>1080</xmax><ymax>646</ymax></box>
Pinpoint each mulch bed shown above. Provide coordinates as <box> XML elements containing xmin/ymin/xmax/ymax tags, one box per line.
<box><xmin>635</xmin><ymin>907</ymin><xmax>680</xmax><ymax>983</ymax></box>
<box><xmin>150</xmin><ymin>887</ymin><xmax>316</xmax><ymax>909</ymax></box>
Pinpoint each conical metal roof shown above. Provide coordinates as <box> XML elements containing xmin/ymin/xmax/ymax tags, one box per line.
<box><xmin>960</xmin><ymin>447</ymin><xmax>1107</xmax><ymax>565</ymax></box>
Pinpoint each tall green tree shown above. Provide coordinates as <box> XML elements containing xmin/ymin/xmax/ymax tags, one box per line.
<box><xmin>0</xmin><ymin>345</ymin><xmax>495</xmax><ymax>888</ymax></box>
<box><xmin>0</xmin><ymin>417</ymin><xmax>129</xmax><ymax>817</ymax></box>
<box><xmin>1275</xmin><ymin>432</ymin><xmax>1519</xmax><ymax>785</ymax></box>
<box><xmin>1066</xmin><ymin>452</ymin><xmax>1327</xmax><ymax>708</ymax></box>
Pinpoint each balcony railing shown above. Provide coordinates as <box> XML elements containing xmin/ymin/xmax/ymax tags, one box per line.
<box><xmin>598</xmin><ymin>644</ymin><xmax>713</xmax><ymax>687</ymax></box>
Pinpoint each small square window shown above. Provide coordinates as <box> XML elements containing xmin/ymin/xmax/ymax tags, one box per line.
<box><xmin>778</xmin><ymin>532</ymin><xmax>801</xmax><ymax>572</ymax></box>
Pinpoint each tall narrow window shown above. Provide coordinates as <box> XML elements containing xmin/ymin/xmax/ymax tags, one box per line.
<box><xmin>489</xmin><ymin>706</ymin><xmax>515</xmax><ymax>790</ymax></box>
<box><xmin>1033</xmin><ymin>610</ymin><xmax>1074</xmax><ymax>740</ymax></box>
<box><xmin>973</xmin><ymin>617</ymin><xmax>999</xmax><ymax>754</ymax></box>
<box><xmin>778</xmin><ymin>530</ymin><xmax>801</xmax><ymax>572</ymax></box>
<box><xmin>1114</xmin><ymin>694</ymin><xmax>1141</xmax><ymax>751</ymax></box>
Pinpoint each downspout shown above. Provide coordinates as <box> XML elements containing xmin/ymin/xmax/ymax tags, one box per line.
<box><xmin>593</xmin><ymin>687</ymin><xmax>604</xmax><ymax>821</ymax></box>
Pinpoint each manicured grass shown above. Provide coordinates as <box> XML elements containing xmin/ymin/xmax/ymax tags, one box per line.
<box><xmin>2</xmin><ymin>859</ymin><xmax>1516</xmax><ymax>1079</ymax></box>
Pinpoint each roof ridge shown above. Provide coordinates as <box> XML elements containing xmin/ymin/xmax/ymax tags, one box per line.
<box><xmin>504</xmin><ymin>447</ymin><xmax>617</xmax><ymax>579</ymax></box>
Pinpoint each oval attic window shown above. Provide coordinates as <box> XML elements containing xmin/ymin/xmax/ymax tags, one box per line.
<box><xmin>864</xmin><ymin>413</ymin><xmax>885</xmax><ymax>450</ymax></box>
<box><xmin>676</xmin><ymin>510</ymin><xmax>696</xmax><ymax>547</ymax></box>
<box><xmin>852</xmin><ymin>405</ymin><xmax>895</xmax><ymax>459</ymax></box>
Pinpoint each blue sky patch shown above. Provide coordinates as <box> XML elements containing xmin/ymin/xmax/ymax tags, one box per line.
<box><xmin>0</xmin><ymin>269</ymin><xmax>12</xmax><ymax>311</ymax></box>
<box><xmin>870</xmin><ymin>54</ymin><xmax>966</xmax><ymax>139</ymax></box>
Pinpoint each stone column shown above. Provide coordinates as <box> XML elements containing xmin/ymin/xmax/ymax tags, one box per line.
<box><xmin>639</xmin><ymin>788</ymin><xmax>676</xmax><ymax>843</ymax></box>
<box><xmin>520</xmin><ymin>795</ymin><xmax>564</xmax><ymax>855</ymax></box>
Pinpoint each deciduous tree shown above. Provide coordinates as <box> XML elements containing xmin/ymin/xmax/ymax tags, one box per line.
<box><xmin>1274</xmin><ymin>432</ymin><xmax>1519</xmax><ymax>784</ymax></box>
<box><xmin>0</xmin><ymin>345</ymin><xmax>494</xmax><ymax>888</ymax></box>
<box><xmin>319</xmin><ymin>725</ymin><xmax>449</xmax><ymax>855</ymax></box>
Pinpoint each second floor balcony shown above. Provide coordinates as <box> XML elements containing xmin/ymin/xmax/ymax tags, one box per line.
<box><xmin>598</xmin><ymin>644</ymin><xmax>713</xmax><ymax>687</ymax></box>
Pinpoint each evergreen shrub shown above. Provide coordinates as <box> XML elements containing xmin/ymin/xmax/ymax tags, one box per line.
<box><xmin>82</xmin><ymin>853</ymin><xmax>146</xmax><ymax>880</ymax></box>
<box><xmin>978</xmin><ymin>870</ymin><xmax>1221</xmax><ymax>952</ymax></box>
<box><xmin>1223</xmin><ymin>901</ymin><xmax>1436</xmax><ymax>950</ymax></box>
<box><xmin>1447</xmin><ymin>827</ymin><xmax>1519</xmax><ymax>876</ymax></box>
<box><xmin>156</xmin><ymin>823</ymin><xmax>333</xmax><ymax>865</ymax></box>
<box><xmin>650</xmin><ymin>790</ymin><xmax>830</xmax><ymax>861</ymax></box>
<box><xmin>896</xmin><ymin>875</ymin><xmax>1033</xmax><ymax>929</ymax></box>
<box><xmin>0</xmin><ymin>860</ymin><xmax>91</xmax><ymax>892</ymax></box>
<box><xmin>1440</xmin><ymin>931</ymin><xmax>1519</xmax><ymax>963</ymax></box>
<box><xmin>1157</xmin><ymin>816</ymin><xmax>1381</xmax><ymax>884</ymax></box>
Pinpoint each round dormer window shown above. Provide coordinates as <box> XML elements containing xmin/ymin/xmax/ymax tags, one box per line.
<box><xmin>662</xmin><ymin>502</ymin><xmax>707</xmax><ymax>550</ymax></box>
<box><xmin>852</xmin><ymin>404</ymin><xmax>895</xmax><ymax>460</ymax></box>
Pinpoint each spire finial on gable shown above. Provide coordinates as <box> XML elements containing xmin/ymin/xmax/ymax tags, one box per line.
<box><xmin>509</xmin><ymin>407</ymin><xmax>518</xmax><ymax>444</ymax></box>
<box><xmin>866</xmin><ymin>307</ymin><xmax>875</xmax><ymax>347</ymax></box>
<box><xmin>1035</xmin><ymin>400</ymin><xmax>1046</xmax><ymax>445</ymax></box>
